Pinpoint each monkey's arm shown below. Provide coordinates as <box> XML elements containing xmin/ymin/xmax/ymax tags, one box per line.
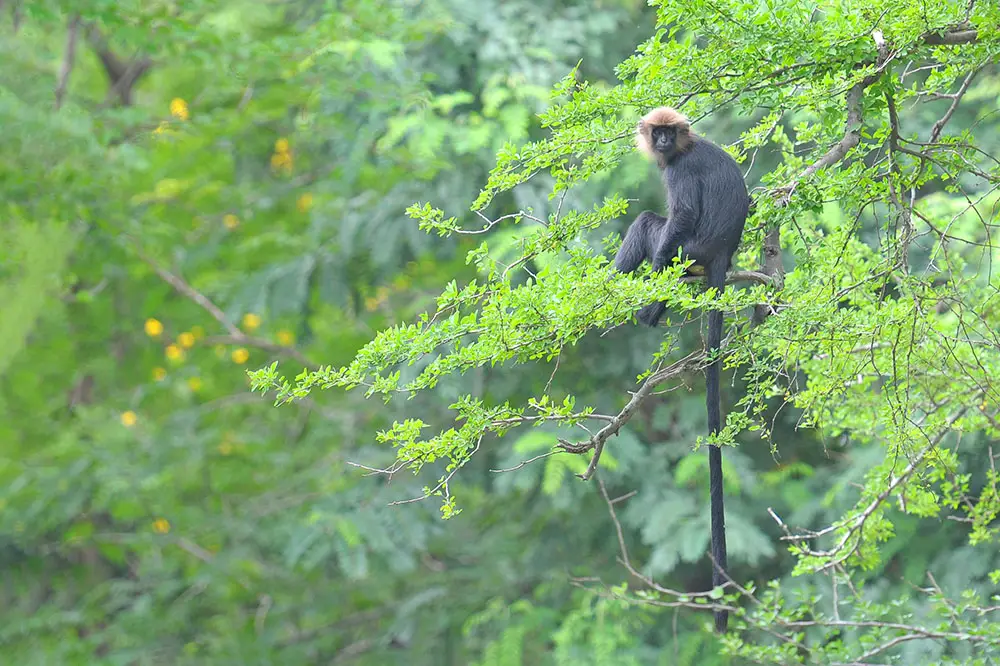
<box><xmin>637</xmin><ymin>180</ymin><xmax>702</xmax><ymax>327</ymax></box>
<box><xmin>614</xmin><ymin>211</ymin><xmax>667</xmax><ymax>273</ymax></box>
<box><xmin>652</xmin><ymin>179</ymin><xmax>702</xmax><ymax>272</ymax></box>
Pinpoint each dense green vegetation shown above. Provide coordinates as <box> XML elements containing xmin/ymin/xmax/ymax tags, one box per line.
<box><xmin>2</xmin><ymin>0</ymin><xmax>999</xmax><ymax>663</ymax></box>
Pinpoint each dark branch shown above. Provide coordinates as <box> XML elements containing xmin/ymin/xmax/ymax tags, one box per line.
<box><xmin>85</xmin><ymin>26</ymin><xmax>152</xmax><ymax>106</ymax></box>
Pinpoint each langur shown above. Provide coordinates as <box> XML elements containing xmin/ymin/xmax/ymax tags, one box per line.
<box><xmin>615</xmin><ymin>107</ymin><xmax>750</xmax><ymax>633</ymax></box>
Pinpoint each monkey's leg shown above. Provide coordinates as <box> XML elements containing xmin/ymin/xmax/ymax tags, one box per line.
<box><xmin>636</xmin><ymin>229</ymin><xmax>687</xmax><ymax>327</ymax></box>
<box><xmin>614</xmin><ymin>211</ymin><xmax>667</xmax><ymax>273</ymax></box>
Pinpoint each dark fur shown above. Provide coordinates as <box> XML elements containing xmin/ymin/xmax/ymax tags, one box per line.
<box><xmin>615</xmin><ymin>107</ymin><xmax>749</xmax><ymax>633</ymax></box>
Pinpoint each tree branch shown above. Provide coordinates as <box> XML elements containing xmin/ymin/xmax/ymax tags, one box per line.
<box><xmin>129</xmin><ymin>241</ymin><xmax>317</xmax><ymax>369</ymax></box>
<box><xmin>922</xmin><ymin>24</ymin><xmax>979</xmax><ymax>46</ymax></box>
<box><xmin>929</xmin><ymin>67</ymin><xmax>980</xmax><ymax>144</ymax></box>
<box><xmin>755</xmin><ymin>30</ymin><xmax>900</xmax><ymax>323</ymax></box>
<box><xmin>85</xmin><ymin>26</ymin><xmax>152</xmax><ymax>106</ymax></box>
<box><xmin>559</xmin><ymin>350</ymin><xmax>705</xmax><ymax>479</ymax></box>
<box><xmin>54</xmin><ymin>15</ymin><xmax>80</xmax><ymax>111</ymax></box>
<box><xmin>681</xmin><ymin>269</ymin><xmax>775</xmax><ymax>286</ymax></box>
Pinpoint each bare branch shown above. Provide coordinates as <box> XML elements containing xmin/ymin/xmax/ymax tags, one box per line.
<box><xmin>133</xmin><ymin>248</ymin><xmax>243</xmax><ymax>338</ymax></box>
<box><xmin>929</xmin><ymin>67</ymin><xmax>981</xmax><ymax>144</ymax></box>
<box><xmin>597</xmin><ymin>478</ymin><xmax>732</xmax><ymax>604</ymax></box>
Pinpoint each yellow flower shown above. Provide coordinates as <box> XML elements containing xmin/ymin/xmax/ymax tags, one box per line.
<box><xmin>165</xmin><ymin>344</ymin><xmax>185</xmax><ymax>362</ymax></box>
<box><xmin>223</xmin><ymin>214</ymin><xmax>239</xmax><ymax>230</ymax></box>
<box><xmin>153</xmin><ymin>121</ymin><xmax>171</xmax><ymax>136</ymax></box>
<box><xmin>276</xmin><ymin>329</ymin><xmax>295</xmax><ymax>346</ymax></box>
<box><xmin>296</xmin><ymin>193</ymin><xmax>314</xmax><ymax>213</ymax></box>
<box><xmin>191</xmin><ymin>326</ymin><xmax>204</xmax><ymax>339</ymax></box>
<box><xmin>364</xmin><ymin>296</ymin><xmax>379</xmax><ymax>312</ymax></box>
<box><xmin>270</xmin><ymin>151</ymin><xmax>293</xmax><ymax>174</ymax></box>
<box><xmin>218</xmin><ymin>441</ymin><xmax>233</xmax><ymax>455</ymax></box>
<box><xmin>275</xmin><ymin>138</ymin><xmax>290</xmax><ymax>153</ymax></box>
<box><xmin>242</xmin><ymin>313</ymin><xmax>261</xmax><ymax>331</ymax></box>
<box><xmin>232</xmin><ymin>348</ymin><xmax>249</xmax><ymax>364</ymax></box>
<box><xmin>152</xmin><ymin>367</ymin><xmax>167</xmax><ymax>381</ymax></box>
<box><xmin>187</xmin><ymin>377</ymin><xmax>203</xmax><ymax>392</ymax></box>
<box><xmin>169</xmin><ymin>98</ymin><xmax>189</xmax><ymax>121</ymax></box>
<box><xmin>178</xmin><ymin>332</ymin><xmax>196</xmax><ymax>348</ymax></box>
<box><xmin>120</xmin><ymin>411</ymin><xmax>137</xmax><ymax>427</ymax></box>
<box><xmin>152</xmin><ymin>518</ymin><xmax>170</xmax><ymax>534</ymax></box>
<box><xmin>145</xmin><ymin>318</ymin><xmax>163</xmax><ymax>337</ymax></box>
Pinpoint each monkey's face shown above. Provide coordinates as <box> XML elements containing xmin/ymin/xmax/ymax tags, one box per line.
<box><xmin>651</xmin><ymin>125</ymin><xmax>678</xmax><ymax>155</ymax></box>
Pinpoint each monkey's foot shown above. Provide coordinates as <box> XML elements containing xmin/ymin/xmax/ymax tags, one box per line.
<box><xmin>636</xmin><ymin>301</ymin><xmax>666</xmax><ymax>327</ymax></box>
<box><xmin>686</xmin><ymin>264</ymin><xmax>706</xmax><ymax>276</ymax></box>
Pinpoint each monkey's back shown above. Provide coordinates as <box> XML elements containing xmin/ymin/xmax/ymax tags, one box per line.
<box><xmin>664</xmin><ymin>137</ymin><xmax>749</xmax><ymax>267</ymax></box>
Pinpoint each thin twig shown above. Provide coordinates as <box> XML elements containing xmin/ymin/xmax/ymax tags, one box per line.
<box><xmin>559</xmin><ymin>350</ymin><xmax>704</xmax><ymax>479</ymax></box>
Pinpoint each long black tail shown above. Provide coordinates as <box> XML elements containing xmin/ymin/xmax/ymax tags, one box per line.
<box><xmin>705</xmin><ymin>261</ymin><xmax>729</xmax><ymax>633</ymax></box>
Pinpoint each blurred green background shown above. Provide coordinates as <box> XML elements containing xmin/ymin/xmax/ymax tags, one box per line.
<box><xmin>1</xmin><ymin>1</ymin><xmax>999</xmax><ymax>664</ymax></box>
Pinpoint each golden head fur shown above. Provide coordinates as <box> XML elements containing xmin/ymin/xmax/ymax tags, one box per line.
<box><xmin>635</xmin><ymin>106</ymin><xmax>694</xmax><ymax>160</ymax></box>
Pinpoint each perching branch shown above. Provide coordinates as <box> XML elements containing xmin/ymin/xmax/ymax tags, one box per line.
<box><xmin>681</xmin><ymin>269</ymin><xmax>775</xmax><ymax>286</ymax></box>
<box><xmin>922</xmin><ymin>23</ymin><xmax>979</xmax><ymax>46</ymax></box>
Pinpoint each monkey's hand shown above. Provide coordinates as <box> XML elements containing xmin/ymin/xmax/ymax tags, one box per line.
<box><xmin>636</xmin><ymin>301</ymin><xmax>667</xmax><ymax>327</ymax></box>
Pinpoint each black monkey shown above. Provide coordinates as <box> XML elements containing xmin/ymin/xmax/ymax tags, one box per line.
<box><xmin>615</xmin><ymin>106</ymin><xmax>750</xmax><ymax>633</ymax></box>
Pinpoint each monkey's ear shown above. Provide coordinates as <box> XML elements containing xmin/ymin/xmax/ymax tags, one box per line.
<box><xmin>635</xmin><ymin>125</ymin><xmax>653</xmax><ymax>156</ymax></box>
